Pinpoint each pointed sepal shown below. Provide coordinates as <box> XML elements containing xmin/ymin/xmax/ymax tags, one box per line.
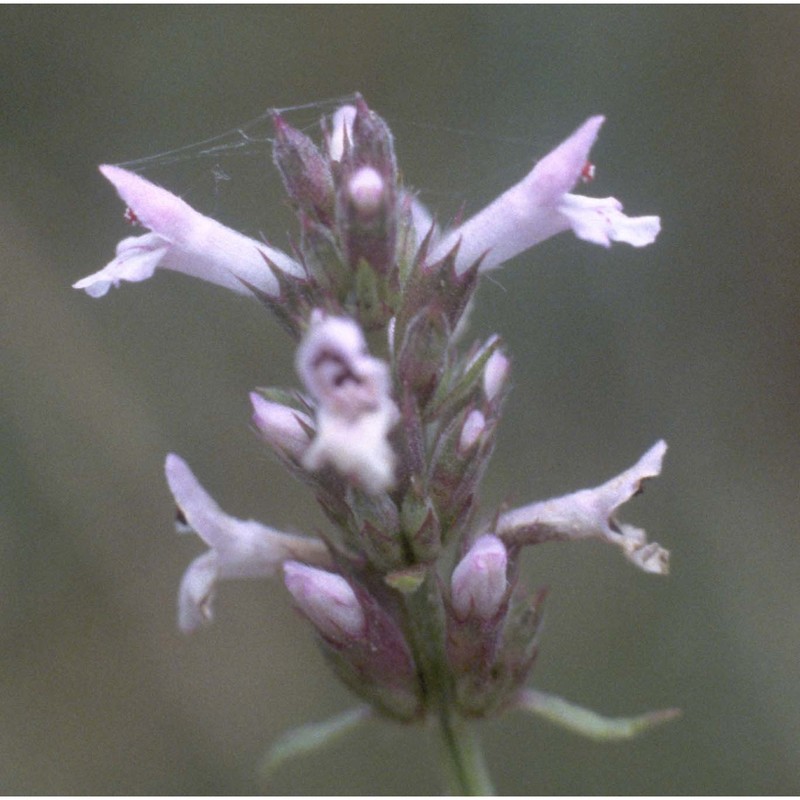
<box><xmin>272</xmin><ymin>112</ymin><xmax>335</xmax><ymax>225</ymax></box>
<box><xmin>259</xmin><ymin>706</ymin><xmax>372</xmax><ymax>781</ymax></box>
<box><xmin>515</xmin><ymin>688</ymin><xmax>681</xmax><ymax>741</ymax></box>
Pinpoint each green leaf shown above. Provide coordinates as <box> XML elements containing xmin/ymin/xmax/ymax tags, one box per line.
<box><xmin>516</xmin><ymin>688</ymin><xmax>681</xmax><ymax>741</ymax></box>
<box><xmin>259</xmin><ymin>706</ymin><xmax>372</xmax><ymax>780</ymax></box>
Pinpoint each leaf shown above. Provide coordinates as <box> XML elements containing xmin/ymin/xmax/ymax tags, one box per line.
<box><xmin>259</xmin><ymin>706</ymin><xmax>372</xmax><ymax>780</ymax></box>
<box><xmin>516</xmin><ymin>688</ymin><xmax>681</xmax><ymax>741</ymax></box>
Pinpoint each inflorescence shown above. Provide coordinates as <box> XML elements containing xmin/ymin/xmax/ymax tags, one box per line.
<box><xmin>75</xmin><ymin>95</ymin><xmax>676</xmax><ymax>791</ymax></box>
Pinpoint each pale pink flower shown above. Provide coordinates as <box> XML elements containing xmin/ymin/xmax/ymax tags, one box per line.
<box><xmin>74</xmin><ymin>165</ymin><xmax>302</xmax><ymax>298</ymax></box>
<box><xmin>296</xmin><ymin>311</ymin><xmax>399</xmax><ymax>494</ymax></box>
<box><xmin>458</xmin><ymin>409</ymin><xmax>486</xmax><ymax>454</ymax></box>
<box><xmin>326</xmin><ymin>105</ymin><xmax>357</xmax><ymax>162</ymax></box>
<box><xmin>347</xmin><ymin>166</ymin><xmax>386</xmax><ymax>216</ymax></box>
<box><xmin>482</xmin><ymin>350</ymin><xmax>511</xmax><ymax>404</ymax></box>
<box><xmin>429</xmin><ymin>116</ymin><xmax>661</xmax><ymax>274</ymax></box>
<box><xmin>165</xmin><ymin>453</ymin><xmax>331</xmax><ymax>632</ymax></box>
<box><xmin>497</xmin><ymin>440</ymin><xmax>669</xmax><ymax>574</ymax></box>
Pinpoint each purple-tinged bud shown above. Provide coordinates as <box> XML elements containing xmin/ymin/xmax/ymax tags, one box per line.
<box><xmin>348</xmin><ymin>489</ymin><xmax>405</xmax><ymax>570</ymax></box>
<box><xmin>483</xmin><ymin>349</ymin><xmax>510</xmax><ymax>404</ymax></box>
<box><xmin>339</xmin><ymin>162</ymin><xmax>396</xmax><ymax>276</ymax></box>
<box><xmin>283</xmin><ymin>561</ymin><xmax>365</xmax><ymax>645</ymax></box>
<box><xmin>428</xmin><ymin>405</ymin><xmax>495</xmax><ymax>536</ymax></box>
<box><xmin>458</xmin><ymin>409</ymin><xmax>486</xmax><ymax>455</ymax></box>
<box><xmin>347</xmin><ymin>166</ymin><xmax>385</xmax><ymax>217</ymax></box>
<box><xmin>249</xmin><ymin>392</ymin><xmax>312</xmax><ymax>462</ymax></box>
<box><xmin>451</xmin><ymin>535</ymin><xmax>508</xmax><ymax>621</ymax></box>
<box><xmin>400</xmin><ymin>478</ymin><xmax>441</xmax><ymax>563</ymax></box>
<box><xmin>272</xmin><ymin>113</ymin><xmax>335</xmax><ymax>224</ymax></box>
<box><xmin>396</xmin><ymin>307</ymin><xmax>450</xmax><ymax>407</ymax></box>
<box><xmin>394</xmin><ymin>264</ymin><xmax>481</xmax><ymax>404</ymax></box>
<box><xmin>350</xmin><ymin>95</ymin><xmax>397</xmax><ymax>181</ymax></box>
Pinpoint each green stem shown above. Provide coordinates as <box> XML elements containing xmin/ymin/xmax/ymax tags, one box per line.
<box><xmin>402</xmin><ymin>568</ymin><xmax>495</xmax><ymax>795</ymax></box>
<box><xmin>437</xmin><ymin>708</ymin><xmax>495</xmax><ymax>795</ymax></box>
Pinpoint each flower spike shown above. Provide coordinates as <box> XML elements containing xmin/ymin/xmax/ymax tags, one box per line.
<box><xmin>79</xmin><ymin>98</ymin><xmax>675</xmax><ymax>790</ymax></box>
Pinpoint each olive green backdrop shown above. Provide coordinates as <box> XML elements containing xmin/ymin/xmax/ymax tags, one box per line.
<box><xmin>2</xmin><ymin>5</ymin><xmax>798</xmax><ymax>794</ymax></box>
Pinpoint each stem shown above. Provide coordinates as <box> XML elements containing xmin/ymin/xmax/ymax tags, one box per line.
<box><xmin>437</xmin><ymin>707</ymin><xmax>495</xmax><ymax>795</ymax></box>
<box><xmin>402</xmin><ymin>568</ymin><xmax>496</xmax><ymax>795</ymax></box>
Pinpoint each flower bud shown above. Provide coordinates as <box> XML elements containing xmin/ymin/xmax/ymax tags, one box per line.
<box><xmin>249</xmin><ymin>392</ymin><xmax>312</xmax><ymax>462</ymax></box>
<box><xmin>349</xmin><ymin>95</ymin><xmax>397</xmax><ymax>180</ymax></box>
<box><xmin>272</xmin><ymin>113</ymin><xmax>335</xmax><ymax>224</ymax></box>
<box><xmin>347</xmin><ymin>166</ymin><xmax>385</xmax><ymax>217</ymax></box>
<box><xmin>283</xmin><ymin>561</ymin><xmax>365</xmax><ymax>645</ymax></box>
<box><xmin>327</xmin><ymin>105</ymin><xmax>356</xmax><ymax>162</ymax></box>
<box><xmin>483</xmin><ymin>349</ymin><xmax>510</xmax><ymax>404</ymax></box>
<box><xmin>458</xmin><ymin>409</ymin><xmax>486</xmax><ymax>455</ymax></box>
<box><xmin>339</xmin><ymin>164</ymin><xmax>395</xmax><ymax>275</ymax></box>
<box><xmin>451</xmin><ymin>535</ymin><xmax>508</xmax><ymax>620</ymax></box>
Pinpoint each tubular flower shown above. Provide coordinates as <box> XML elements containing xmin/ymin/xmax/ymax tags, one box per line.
<box><xmin>165</xmin><ymin>453</ymin><xmax>331</xmax><ymax>632</ymax></box>
<box><xmin>74</xmin><ymin>165</ymin><xmax>302</xmax><ymax>298</ymax></box>
<box><xmin>497</xmin><ymin>440</ymin><xmax>670</xmax><ymax>574</ymax></box>
<box><xmin>429</xmin><ymin>116</ymin><xmax>661</xmax><ymax>274</ymax></box>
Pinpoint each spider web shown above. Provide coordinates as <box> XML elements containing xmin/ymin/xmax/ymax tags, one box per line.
<box><xmin>107</xmin><ymin>93</ymin><xmax>553</xmax><ymax>251</ymax></box>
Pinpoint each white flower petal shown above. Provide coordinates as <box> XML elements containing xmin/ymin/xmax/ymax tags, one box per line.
<box><xmin>178</xmin><ymin>550</ymin><xmax>218</xmax><ymax>633</ymax></box>
<box><xmin>328</xmin><ymin>105</ymin><xmax>357</xmax><ymax>162</ymax></box>
<box><xmin>525</xmin><ymin>115</ymin><xmax>605</xmax><ymax>205</ymax></box>
<box><xmin>558</xmin><ymin>194</ymin><xmax>661</xmax><ymax>248</ymax></box>
<box><xmin>296</xmin><ymin>313</ymin><xmax>399</xmax><ymax>493</ymax></box>
<box><xmin>72</xmin><ymin>233</ymin><xmax>170</xmax><ymax>297</ymax></box>
<box><xmin>296</xmin><ymin>312</ymin><xmax>395</xmax><ymax>419</ymax></box>
<box><xmin>302</xmin><ymin>406</ymin><xmax>398</xmax><ymax>494</ymax></box>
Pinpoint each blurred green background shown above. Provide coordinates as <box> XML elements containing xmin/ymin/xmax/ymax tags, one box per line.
<box><xmin>2</xmin><ymin>5</ymin><xmax>799</xmax><ymax>794</ymax></box>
